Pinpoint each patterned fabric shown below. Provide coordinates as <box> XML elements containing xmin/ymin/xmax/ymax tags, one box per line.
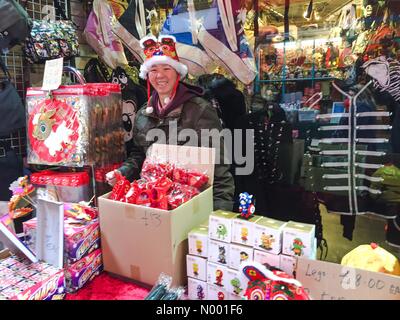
<box><xmin>24</xmin><ymin>20</ymin><xmax>79</xmax><ymax>64</ymax></box>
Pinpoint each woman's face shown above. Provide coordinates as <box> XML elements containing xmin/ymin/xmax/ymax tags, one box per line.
<box><xmin>148</xmin><ymin>64</ymin><xmax>178</xmax><ymax>97</ymax></box>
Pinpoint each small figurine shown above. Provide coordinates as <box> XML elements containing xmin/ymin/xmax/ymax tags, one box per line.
<box><xmin>260</xmin><ymin>233</ymin><xmax>275</xmax><ymax>250</ymax></box>
<box><xmin>292</xmin><ymin>238</ymin><xmax>305</xmax><ymax>256</ymax></box>
<box><xmin>215</xmin><ymin>269</ymin><xmax>223</xmax><ymax>287</ymax></box>
<box><xmin>218</xmin><ymin>246</ymin><xmax>226</xmax><ymax>264</ymax></box>
<box><xmin>241</xmin><ymin>227</ymin><xmax>248</xmax><ymax>243</ymax></box>
<box><xmin>238</xmin><ymin>192</ymin><xmax>255</xmax><ymax>219</ymax></box>
<box><xmin>216</xmin><ymin>224</ymin><xmax>228</xmax><ymax>240</ymax></box>
<box><xmin>197</xmin><ymin>285</ymin><xmax>205</xmax><ymax>300</ymax></box>
<box><xmin>240</xmin><ymin>251</ymin><xmax>249</xmax><ymax>263</ymax></box>
<box><xmin>217</xmin><ymin>291</ymin><xmax>225</xmax><ymax>300</ymax></box>
<box><xmin>196</xmin><ymin>240</ymin><xmax>203</xmax><ymax>255</ymax></box>
<box><xmin>193</xmin><ymin>263</ymin><xmax>199</xmax><ymax>277</ymax></box>
<box><xmin>230</xmin><ymin>278</ymin><xmax>243</xmax><ymax>295</ymax></box>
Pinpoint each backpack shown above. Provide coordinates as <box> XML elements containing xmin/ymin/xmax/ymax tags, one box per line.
<box><xmin>0</xmin><ymin>0</ymin><xmax>32</xmax><ymax>51</ymax></box>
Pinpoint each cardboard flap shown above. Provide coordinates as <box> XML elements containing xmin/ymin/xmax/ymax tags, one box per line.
<box><xmin>147</xmin><ymin>143</ymin><xmax>216</xmax><ymax>185</ymax></box>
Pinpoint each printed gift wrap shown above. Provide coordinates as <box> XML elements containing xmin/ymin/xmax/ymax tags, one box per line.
<box><xmin>65</xmin><ymin>248</ymin><xmax>103</xmax><ymax>293</ymax></box>
<box><xmin>26</xmin><ymin>84</ymin><xmax>124</xmax><ymax>167</ymax></box>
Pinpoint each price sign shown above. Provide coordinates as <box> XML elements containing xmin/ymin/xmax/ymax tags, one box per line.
<box><xmin>41</xmin><ymin>57</ymin><xmax>64</xmax><ymax>91</ymax></box>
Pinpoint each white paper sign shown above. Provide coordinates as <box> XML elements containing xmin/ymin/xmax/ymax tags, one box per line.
<box><xmin>41</xmin><ymin>57</ymin><xmax>64</xmax><ymax>91</ymax></box>
<box><xmin>36</xmin><ymin>199</ymin><xmax>64</xmax><ymax>269</ymax></box>
<box><xmin>296</xmin><ymin>257</ymin><xmax>400</xmax><ymax>300</ymax></box>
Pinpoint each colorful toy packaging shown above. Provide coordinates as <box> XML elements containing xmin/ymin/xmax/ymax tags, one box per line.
<box><xmin>208</xmin><ymin>239</ymin><xmax>230</xmax><ymax>266</ymax></box>
<box><xmin>240</xmin><ymin>261</ymin><xmax>310</xmax><ymax>300</ymax></box>
<box><xmin>186</xmin><ymin>255</ymin><xmax>207</xmax><ymax>282</ymax></box>
<box><xmin>229</xmin><ymin>243</ymin><xmax>253</xmax><ymax>270</ymax></box>
<box><xmin>188</xmin><ymin>225</ymin><xmax>209</xmax><ymax>258</ymax></box>
<box><xmin>207</xmin><ymin>261</ymin><xmax>229</xmax><ymax>289</ymax></box>
<box><xmin>187</xmin><ymin>277</ymin><xmax>208</xmax><ymax>301</ymax></box>
<box><xmin>254</xmin><ymin>250</ymin><xmax>281</xmax><ymax>270</ymax></box>
<box><xmin>65</xmin><ymin>248</ymin><xmax>103</xmax><ymax>293</ymax></box>
<box><xmin>279</xmin><ymin>254</ymin><xmax>298</xmax><ymax>278</ymax></box>
<box><xmin>282</xmin><ymin>221</ymin><xmax>316</xmax><ymax>258</ymax></box>
<box><xmin>226</xmin><ymin>268</ymin><xmax>245</xmax><ymax>298</ymax></box>
<box><xmin>253</xmin><ymin>217</ymin><xmax>287</xmax><ymax>255</ymax></box>
<box><xmin>0</xmin><ymin>255</ymin><xmax>65</xmax><ymax>300</ymax></box>
<box><xmin>232</xmin><ymin>215</ymin><xmax>261</xmax><ymax>246</ymax></box>
<box><xmin>208</xmin><ymin>210</ymin><xmax>238</xmax><ymax>243</ymax></box>
<box><xmin>207</xmin><ymin>283</ymin><xmax>228</xmax><ymax>300</ymax></box>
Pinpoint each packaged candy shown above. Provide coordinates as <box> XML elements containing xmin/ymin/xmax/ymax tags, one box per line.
<box><xmin>172</xmin><ymin>167</ymin><xmax>208</xmax><ymax>190</ymax></box>
<box><xmin>141</xmin><ymin>158</ymin><xmax>174</xmax><ymax>182</ymax></box>
<box><xmin>109</xmin><ymin>171</ymin><xmax>131</xmax><ymax>201</ymax></box>
<box><xmin>167</xmin><ymin>183</ymin><xmax>199</xmax><ymax>210</ymax></box>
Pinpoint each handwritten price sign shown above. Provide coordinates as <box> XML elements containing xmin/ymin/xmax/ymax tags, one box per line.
<box><xmin>296</xmin><ymin>257</ymin><xmax>400</xmax><ymax>300</ymax></box>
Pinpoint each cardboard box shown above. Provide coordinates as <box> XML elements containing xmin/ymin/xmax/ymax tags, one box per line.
<box><xmin>187</xmin><ymin>277</ymin><xmax>207</xmax><ymax>300</ymax></box>
<box><xmin>207</xmin><ymin>261</ymin><xmax>229</xmax><ymax>289</ymax></box>
<box><xmin>208</xmin><ymin>239</ymin><xmax>230</xmax><ymax>266</ymax></box>
<box><xmin>253</xmin><ymin>250</ymin><xmax>280</xmax><ymax>269</ymax></box>
<box><xmin>253</xmin><ymin>217</ymin><xmax>287</xmax><ymax>254</ymax></box>
<box><xmin>99</xmin><ymin>144</ymin><xmax>215</xmax><ymax>286</ymax></box>
<box><xmin>208</xmin><ymin>210</ymin><xmax>238</xmax><ymax>243</ymax></box>
<box><xmin>282</xmin><ymin>221</ymin><xmax>315</xmax><ymax>258</ymax></box>
<box><xmin>232</xmin><ymin>215</ymin><xmax>261</xmax><ymax>246</ymax></box>
<box><xmin>229</xmin><ymin>243</ymin><xmax>253</xmax><ymax>270</ymax></box>
<box><xmin>279</xmin><ymin>254</ymin><xmax>297</xmax><ymax>278</ymax></box>
<box><xmin>186</xmin><ymin>254</ymin><xmax>207</xmax><ymax>282</ymax></box>
<box><xmin>207</xmin><ymin>283</ymin><xmax>228</xmax><ymax>300</ymax></box>
<box><xmin>188</xmin><ymin>225</ymin><xmax>209</xmax><ymax>258</ymax></box>
<box><xmin>225</xmin><ymin>267</ymin><xmax>245</xmax><ymax>297</ymax></box>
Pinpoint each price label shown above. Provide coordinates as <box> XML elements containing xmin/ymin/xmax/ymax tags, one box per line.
<box><xmin>42</xmin><ymin>57</ymin><xmax>64</xmax><ymax>91</ymax></box>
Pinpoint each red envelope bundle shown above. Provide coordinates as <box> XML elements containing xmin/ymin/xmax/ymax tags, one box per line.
<box><xmin>167</xmin><ymin>183</ymin><xmax>200</xmax><ymax>210</ymax></box>
<box><xmin>141</xmin><ymin>159</ymin><xmax>174</xmax><ymax>182</ymax></box>
<box><xmin>172</xmin><ymin>167</ymin><xmax>209</xmax><ymax>190</ymax></box>
<box><xmin>109</xmin><ymin>172</ymin><xmax>131</xmax><ymax>201</ymax></box>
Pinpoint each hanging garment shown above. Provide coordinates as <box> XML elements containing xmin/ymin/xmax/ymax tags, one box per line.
<box><xmin>362</xmin><ymin>56</ymin><xmax>400</xmax><ymax>102</ymax></box>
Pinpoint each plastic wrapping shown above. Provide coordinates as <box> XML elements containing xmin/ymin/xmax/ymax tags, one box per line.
<box><xmin>144</xmin><ymin>273</ymin><xmax>172</xmax><ymax>300</ymax></box>
<box><xmin>26</xmin><ymin>83</ymin><xmax>124</xmax><ymax>167</ymax></box>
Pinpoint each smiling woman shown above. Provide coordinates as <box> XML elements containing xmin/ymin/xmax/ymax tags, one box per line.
<box><xmin>105</xmin><ymin>35</ymin><xmax>235</xmax><ymax>211</ymax></box>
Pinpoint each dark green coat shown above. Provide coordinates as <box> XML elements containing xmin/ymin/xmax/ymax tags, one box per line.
<box><xmin>118</xmin><ymin>96</ymin><xmax>235</xmax><ymax>211</ymax></box>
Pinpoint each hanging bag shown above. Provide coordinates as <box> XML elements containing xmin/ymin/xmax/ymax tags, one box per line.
<box><xmin>0</xmin><ymin>57</ymin><xmax>25</xmax><ymax>136</ymax></box>
<box><xmin>84</xmin><ymin>0</ymin><xmax>128</xmax><ymax>69</ymax></box>
<box><xmin>365</xmin><ymin>8</ymin><xmax>395</xmax><ymax>55</ymax></box>
<box><xmin>0</xmin><ymin>0</ymin><xmax>32</xmax><ymax>51</ymax></box>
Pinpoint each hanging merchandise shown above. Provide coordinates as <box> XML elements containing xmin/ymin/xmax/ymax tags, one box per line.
<box><xmin>0</xmin><ymin>0</ymin><xmax>32</xmax><ymax>51</ymax></box>
<box><xmin>26</xmin><ymin>67</ymin><xmax>124</xmax><ymax>167</ymax></box>
<box><xmin>364</xmin><ymin>8</ymin><xmax>394</xmax><ymax>56</ymax></box>
<box><xmin>24</xmin><ymin>0</ymin><xmax>79</xmax><ymax>64</ymax></box>
<box><xmin>362</xmin><ymin>56</ymin><xmax>400</xmax><ymax>102</ymax></box>
<box><xmin>108</xmin><ymin>0</ymin><xmax>130</xmax><ymax>19</ymax></box>
<box><xmin>84</xmin><ymin>0</ymin><xmax>128</xmax><ymax>69</ymax></box>
<box><xmin>162</xmin><ymin>0</ymin><xmax>256</xmax><ymax>84</ymax></box>
<box><xmin>111</xmin><ymin>0</ymin><xmax>158</xmax><ymax>64</ymax></box>
<box><xmin>83</xmin><ymin>58</ymin><xmax>112</xmax><ymax>83</ymax></box>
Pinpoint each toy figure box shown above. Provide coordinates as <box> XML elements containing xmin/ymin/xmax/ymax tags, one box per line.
<box><xmin>207</xmin><ymin>283</ymin><xmax>228</xmax><ymax>300</ymax></box>
<box><xmin>254</xmin><ymin>250</ymin><xmax>280</xmax><ymax>269</ymax></box>
<box><xmin>188</xmin><ymin>225</ymin><xmax>209</xmax><ymax>258</ymax></box>
<box><xmin>280</xmin><ymin>254</ymin><xmax>297</xmax><ymax>278</ymax></box>
<box><xmin>99</xmin><ymin>144</ymin><xmax>215</xmax><ymax>286</ymax></box>
<box><xmin>208</xmin><ymin>210</ymin><xmax>238</xmax><ymax>243</ymax></box>
<box><xmin>232</xmin><ymin>215</ymin><xmax>262</xmax><ymax>246</ymax></box>
<box><xmin>207</xmin><ymin>261</ymin><xmax>229</xmax><ymax>289</ymax></box>
<box><xmin>208</xmin><ymin>239</ymin><xmax>230</xmax><ymax>266</ymax></box>
<box><xmin>282</xmin><ymin>221</ymin><xmax>315</xmax><ymax>258</ymax></box>
<box><xmin>187</xmin><ymin>277</ymin><xmax>207</xmax><ymax>300</ymax></box>
<box><xmin>229</xmin><ymin>243</ymin><xmax>253</xmax><ymax>270</ymax></box>
<box><xmin>253</xmin><ymin>217</ymin><xmax>287</xmax><ymax>255</ymax></box>
<box><xmin>225</xmin><ymin>267</ymin><xmax>245</xmax><ymax>297</ymax></box>
<box><xmin>186</xmin><ymin>254</ymin><xmax>207</xmax><ymax>282</ymax></box>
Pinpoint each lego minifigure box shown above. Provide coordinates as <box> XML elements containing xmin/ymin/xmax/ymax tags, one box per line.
<box><xmin>188</xmin><ymin>225</ymin><xmax>209</xmax><ymax>258</ymax></box>
<box><xmin>99</xmin><ymin>144</ymin><xmax>215</xmax><ymax>286</ymax></box>
<box><xmin>209</xmin><ymin>210</ymin><xmax>238</xmax><ymax>243</ymax></box>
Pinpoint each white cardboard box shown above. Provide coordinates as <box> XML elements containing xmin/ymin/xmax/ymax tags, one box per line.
<box><xmin>188</xmin><ymin>277</ymin><xmax>207</xmax><ymax>300</ymax></box>
<box><xmin>99</xmin><ymin>144</ymin><xmax>215</xmax><ymax>286</ymax></box>
<box><xmin>253</xmin><ymin>217</ymin><xmax>287</xmax><ymax>254</ymax></box>
<box><xmin>188</xmin><ymin>225</ymin><xmax>209</xmax><ymax>258</ymax></box>
<box><xmin>229</xmin><ymin>243</ymin><xmax>253</xmax><ymax>270</ymax></box>
<box><xmin>282</xmin><ymin>221</ymin><xmax>315</xmax><ymax>258</ymax></box>
<box><xmin>208</xmin><ymin>210</ymin><xmax>238</xmax><ymax>243</ymax></box>
<box><xmin>232</xmin><ymin>215</ymin><xmax>262</xmax><ymax>246</ymax></box>
<box><xmin>279</xmin><ymin>254</ymin><xmax>297</xmax><ymax>278</ymax></box>
<box><xmin>225</xmin><ymin>267</ymin><xmax>245</xmax><ymax>297</ymax></box>
<box><xmin>186</xmin><ymin>254</ymin><xmax>207</xmax><ymax>282</ymax></box>
<box><xmin>253</xmin><ymin>250</ymin><xmax>280</xmax><ymax>269</ymax></box>
<box><xmin>207</xmin><ymin>283</ymin><xmax>228</xmax><ymax>300</ymax></box>
<box><xmin>208</xmin><ymin>239</ymin><xmax>230</xmax><ymax>266</ymax></box>
<box><xmin>207</xmin><ymin>261</ymin><xmax>229</xmax><ymax>289</ymax></box>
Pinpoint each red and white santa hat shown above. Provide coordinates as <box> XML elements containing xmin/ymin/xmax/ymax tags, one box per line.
<box><xmin>139</xmin><ymin>35</ymin><xmax>188</xmax><ymax>80</ymax></box>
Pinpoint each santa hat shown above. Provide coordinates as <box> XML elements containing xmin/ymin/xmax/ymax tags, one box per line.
<box><xmin>139</xmin><ymin>35</ymin><xmax>188</xmax><ymax>80</ymax></box>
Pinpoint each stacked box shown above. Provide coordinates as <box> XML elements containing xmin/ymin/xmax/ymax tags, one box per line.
<box><xmin>207</xmin><ymin>283</ymin><xmax>228</xmax><ymax>300</ymax></box>
<box><xmin>186</xmin><ymin>255</ymin><xmax>207</xmax><ymax>282</ymax></box>
<box><xmin>208</xmin><ymin>239</ymin><xmax>230</xmax><ymax>266</ymax></box>
<box><xmin>207</xmin><ymin>261</ymin><xmax>229</xmax><ymax>289</ymax></box>
<box><xmin>282</xmin><ymin>221</ymin><xmax>315</xmax><ymax>258</ymax></box>
<box><xmin>225</xmin><ymin>268</ymin><xmax>245</xmax><ymax>297</ymax></box>
<box><xmin>208</xmin><ymin>210</ymin><xmax>238</xmax><ymax>243</ymax></box>
<box><xmin>279</xmin><ymin>254</ymin><xmax>298</xmax><ymax>278</ymax></box>
<box><xmin>254</xmin><ymin>250</ymin><xmax>281</xmax><ymax>269</ymax></box>
<box><xmin>229</xmin><ymin>243</ymin><xmax>253</xmax><ymax>270</ymax></box>
<box><xmin>253</xmin><ymin>217</ymin><xmax>287</xmax><ymax>254</ymax></box>
<box><xmin>188</xmin><ymin>225</ymin><xmax>208</xmax><ymax>258</ymax></box>
<box><xmin>187</xmin><ymin>277</ymin><xmax>207</xmax><ymax>300</ymax></box>
<box><xmin>232</xmin><ymin>215</ymin><xmax>262</xmax><ymax>246</ymax></box>
<box><xmin>0</xmin><ymin>255</ymin><xmax>65</xmax><ymax>300</ymax></box>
